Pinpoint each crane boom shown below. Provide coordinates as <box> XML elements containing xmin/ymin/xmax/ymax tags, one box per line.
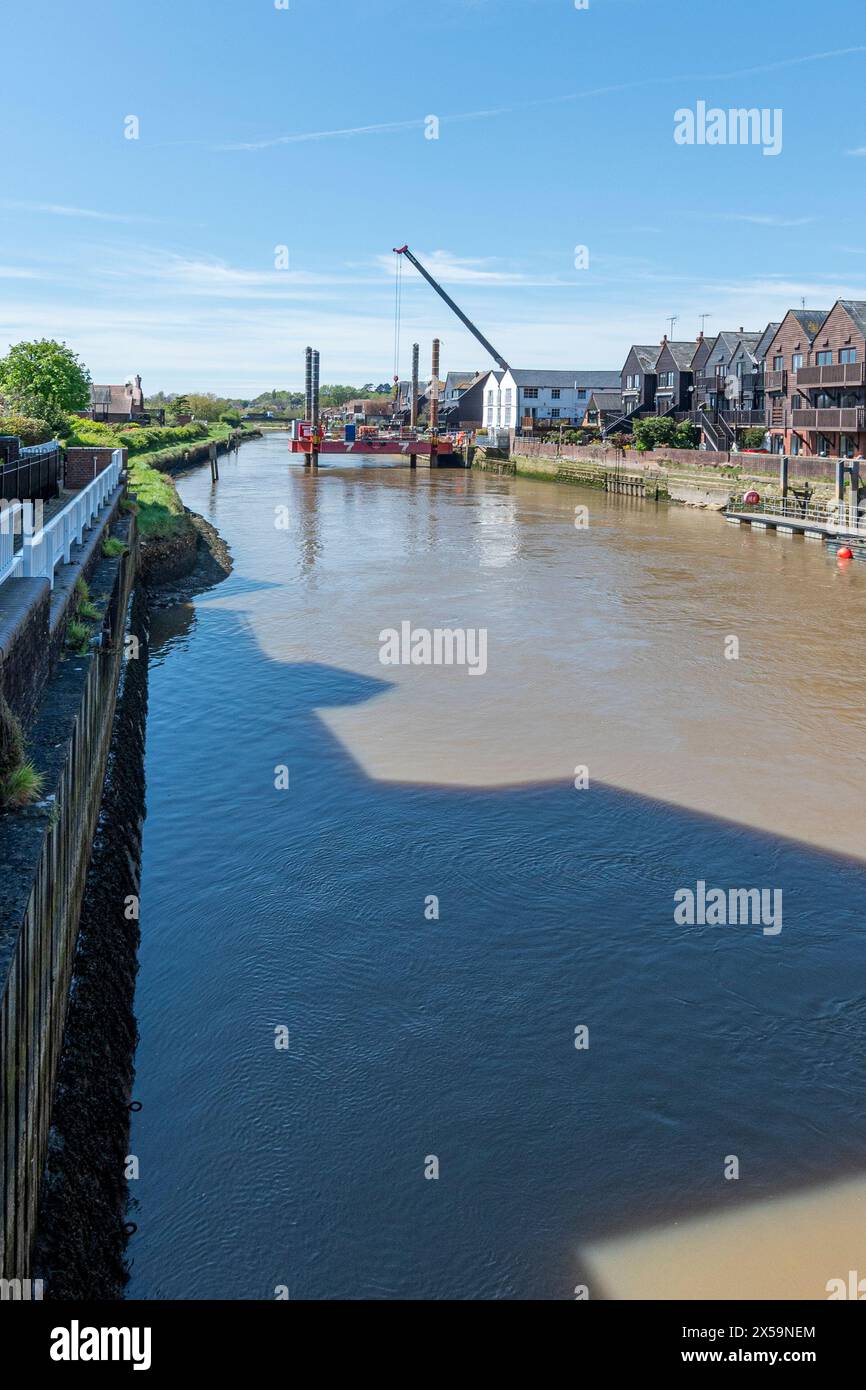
<box><xmin>393</xmin><ymin>245</ymin><xmax>509</xmax><ymax>372</ymax></box>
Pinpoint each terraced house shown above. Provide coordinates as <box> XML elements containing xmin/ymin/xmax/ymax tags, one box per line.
<box><xmin>692</xmin><ymin>326</ymin><xmax>775</xmax><ymax>450</ymax></box>
<box><xmin>618</xmin><ymin>345</ymin><xmax>659</xmax><ymax>426</ymax></box>
<box><xmin>763</xmin><ymin>307</ymin><xmax>830</xmax><ymax>455</ymax></box>
<box><xmin>773</xmin><ymin>300</ymin><xmax>866</xmax><ymax>459</ymax></box>
<box><xmin>653</xmin><ymin>337</ymin><xmax>703</xmax><ymax>416</ymax></box>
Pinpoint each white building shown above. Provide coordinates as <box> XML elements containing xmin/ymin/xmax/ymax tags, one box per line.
<box><xmin>480</xmin><ymin>368</ymin><xmax>621</xmax><ymax>433</ymax></box>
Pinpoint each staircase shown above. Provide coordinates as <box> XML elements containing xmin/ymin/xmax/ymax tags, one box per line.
<box><xmin>698</xmin><ymin>413</ymin><xmax>724</xmax><ymax>451</ymax></box>
<box><xmin>602</xmin><ymin>404</ymin><xmax>644</xmax><ymax>439</ymax></box>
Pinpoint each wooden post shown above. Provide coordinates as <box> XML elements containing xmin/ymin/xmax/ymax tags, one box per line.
<box><xmin>779</xmin><ymin>453</ymin><xmax>789</xmax><ymax>501</ymax></box>
<box><xmin>209</xmin><ymin>442</ymin><xmax>219</xmax><ymax>482</ymax></box>
<box><xmin>310</xmin><ymin>349</ymin><xmax>320</xmax><ymax>470</ymax></box>
<box><xmin>411</xmin><ymin>343</ymin><xmax>419</xmax><ymax>429</ymax></box>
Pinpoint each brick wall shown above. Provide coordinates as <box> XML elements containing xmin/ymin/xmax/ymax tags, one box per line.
<box><xmin>65</xmin><ymin>447</ymin><xmax>126</xmax><ymax>490</ymax></box>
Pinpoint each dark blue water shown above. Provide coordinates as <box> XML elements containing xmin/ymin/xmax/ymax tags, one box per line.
<box><xmin>127</xmin><ymin>435</ymin><xmax>866</xmax><ymax>1299</ymax></box>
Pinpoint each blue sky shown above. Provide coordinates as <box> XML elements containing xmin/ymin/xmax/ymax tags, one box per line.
<box><xmin>3</xmin><ymin>0</ymin><xmax>866</xmax><ymax>394</ymax></box>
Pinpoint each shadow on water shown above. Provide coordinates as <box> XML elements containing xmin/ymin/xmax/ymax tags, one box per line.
<box><xmin>130</xmin><ymin>605</ymin><xmax>866</xmax><ymax>1300</ymax></box>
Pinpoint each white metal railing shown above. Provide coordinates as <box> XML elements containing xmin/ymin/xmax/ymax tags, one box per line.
<box><xmin>20</xmin><ymin>450</ymin><xmax>123</xmax><ymax>589</ymax></box>
<box><xmin>729</xmin><ymin>494</ymin><xmax>866</xmax><ymax>536</ymax></box>
<box><xmin>0</xmin><ymin>501</ymin><xmax>27</xmax><ymax>585</ymax></box>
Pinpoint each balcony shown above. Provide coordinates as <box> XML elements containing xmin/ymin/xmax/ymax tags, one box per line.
<box><xmin>718</xmin><ymin>409</ymin><xmax>766</xmax><ymax>426</ymax></box>
<box><xmin>794</xmin><ymin>362</ymin><xmax>866</xmax><ymax>387</ymax></box>
<box><xmin>765</xmin><ymin>370</ymin><xmax>787</xmax><ymax>393</ymax></box>
<box><xmin>790</xmin><ymin>407</ymin><xmax>866</xmax><ymax>431</ymax></box>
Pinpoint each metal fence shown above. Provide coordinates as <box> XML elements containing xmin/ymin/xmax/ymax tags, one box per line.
<box><xmin>729</xmin><ymin>494</ymin><xmax>866</xmax><ymax>536</ymax></box>
<box><xmin>0</xmin><ymin>442</ymin><xmax>63</xmax><ymax>506</ymax></box>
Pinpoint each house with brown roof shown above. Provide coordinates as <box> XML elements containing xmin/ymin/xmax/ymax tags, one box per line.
<box><xmin>88</xmin><ymin>374</ymin><xmax>146</xmax><ymax>423</ymax></box>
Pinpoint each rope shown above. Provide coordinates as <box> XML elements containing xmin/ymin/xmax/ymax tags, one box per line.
<box><xmin>393</xmin><ymin>252</ymin><xmax>403</xmax><ymax>382</ymax></box>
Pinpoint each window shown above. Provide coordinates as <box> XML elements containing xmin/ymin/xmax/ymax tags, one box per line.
<box><xmin>523</xmin><ymin>387</ymin><xmax>538</xmax><ymax>398</ymax></box>
<box><xmin>791</xmin><ymin>394</ymin><xmax>801</xmax><ymax>409</ymax></box>
<box><xmin>487</xmin><ymin>391</ymin><xmax>495</xmax><ymax>405</ymax></box>
<box><xmin>792</xmin><ymin>353</ymin><xmax>803</xmax><ymax>370</ymax></box>
<box><xmin>840</xmin><ymin>348</ymin><xmax>857</xmax><ymax>363</ymax></box>
<box><xmin>505</xmin><ymin>388</ymin><xmax>513</xmax><ymax>404</ymax></box>
<box><xmin>773</xmin><ymin>355</ymin><xmax>784</xmax><ymax>370</ymax></box>
<box><xmin>626</xmin><ymin>374</ymin><xmax>633</xmax><ymax>389</ymax></box>
<box><xmin>551</xmin><ymin>388</ymin><xmax>560</xmax><ymax>399</ymax></box>
<box><xmin>841</xmin><ymin>434</ymin><xmax>855</xmax><ymax>458</ymax></box>
<box><xmin>551</xmin><ymin>408</ymin><xmax>561</xmax><ymax>419</ymax></box>
<box><xmin>816</xmin><ymin>351</ymin><xmax>833</xmax><ymax>366</ymax></box>
<box><xmin>634</xmin><ymin>373</ymin><xmax>640</xmax><ymax>388</ymax></box>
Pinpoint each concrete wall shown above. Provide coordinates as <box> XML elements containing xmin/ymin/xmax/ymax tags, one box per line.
<box><xmin>0</xmin><ymin>580</ymin><xmax>51</xmax><ymax>731</ymax></box>
<box><xmin>0</xmin><ymin>520</ymin><xmax>138</xmax><ymax>1281</ymax></box>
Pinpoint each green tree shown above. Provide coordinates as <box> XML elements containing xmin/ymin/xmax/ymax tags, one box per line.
<box><xmin>184</xmin><ymin>393</ymin><xmax>231</xmax><ymax>422</ymax></box>
<box><xmin>0</xmin><ymin>339</ymin><xmax>91</xmax><ymax>424</ymax></box>
<box><xmin>740</xmin><ymin>427</ymin><xmax>768</xmax><ymax>450</ymax></box>
<box><xmin>633</xmin><ymin>415</ymin><xmax>699</xmax><ymax>451</ymax></box>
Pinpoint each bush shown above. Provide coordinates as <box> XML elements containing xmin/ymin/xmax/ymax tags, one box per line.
<box><xmin>1</xmin><ymin>760</ymin><xmax>44</xmax><ymax>808</ymax></box>
<box><xmin>115</xmin><ymin>422</ymin><xmax>208</xmax><ymax>455</ymax></box>
<box><xmin>740</xmin><ymin>427</ymin><xmax>768</xmax><ymax>450</ymax></box>
<box><xmin>0</xmin><ymin>693</ymin><xmax>43</xmax><ymax>810</ymax></box>
<box><xmin>64</xmin><ymin>416</ymin><xmax>122</xmax><ymax>447</ymax></box>
<box><xmin>0</xmin><ymin>413</ymin><xmax>55</xmax><ymax>445</ymax></box>
<box><xmin>633</xmin><ymin>415</ymin><xmax>698</xmax><ymax>452</ymax></box>
<box><xmin>66</xmin><ymin>619</ymin><xmax>93</xmax><ymax>654</ymax></box>
<box><xmin>219</xmin><ymin>410</ymin><xmax>241</xmax><ymax>427</ymax></box>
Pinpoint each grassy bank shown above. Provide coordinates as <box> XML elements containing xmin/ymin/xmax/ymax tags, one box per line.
<box><xmin>126</xmin><ymin>423</ymin><xmax>253</xmax><ymax>540</ymax></box>
<box><xmin>66</xmin><ymin>419</ymin><xmax>256</xmax><ymax>541</ymax></box>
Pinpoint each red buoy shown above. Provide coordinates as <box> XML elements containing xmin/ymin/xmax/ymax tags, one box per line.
<box><xmin>838</xmin><ymin>546</ymin><xmax>854</xmax><ymax>561</ymax></box>
<box><xmin>744</xmin><ymin>489</ymin><xmax>760</xmax><ymax>505</ymax></box>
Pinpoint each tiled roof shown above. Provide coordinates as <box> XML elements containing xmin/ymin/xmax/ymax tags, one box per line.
<box><xmin>587</xmin><ymin>390</ymin><xmax>623</xmax><ymax>410</ymax></box>
<box><xmin>837</xmin><ymin>301</ymin><xmax>866</xmax><ymax>340</ymax></box>
<box><xmin>755</xmin><ymin>322</ymin><xmax>781</xmax><ymax>359</ymax></box>
<box><xmin>791</xmin><ymin>309</ymin><xmax>830</xmax><ymax>339</ymax></box>
<box><xmin>657</xmin><ymin>341</ymin><xmax>697</xmax><ymax>370</ymax></box>
<box><xmin>509</xmin><ymin>369</ymin><xmax>621</xmax><ymax>388</ymax></box>
<box><xmin>629</xmin><ymin>346</ymin><xmax>659</xmax><ymax>372</ymax></box>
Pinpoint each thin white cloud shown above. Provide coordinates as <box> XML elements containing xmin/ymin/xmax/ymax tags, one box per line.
<box><xmin>716</xmin><ymin>214</ymin><xmax>815</xmax><ymax>228</ymax></box>
<box><xmin>0</xmin><ymin>199</ymin><xmax>159</xmax><ymax>224</ymax></box>
<box><xmin>218</xmin><ymin>46</ymin><xmax>866</xmax><ymax>152</ymax></box>
<box><xmin>376</xmin><ymin>249</ymin><xmax>547</xmax><ymax>286</ymax></box>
